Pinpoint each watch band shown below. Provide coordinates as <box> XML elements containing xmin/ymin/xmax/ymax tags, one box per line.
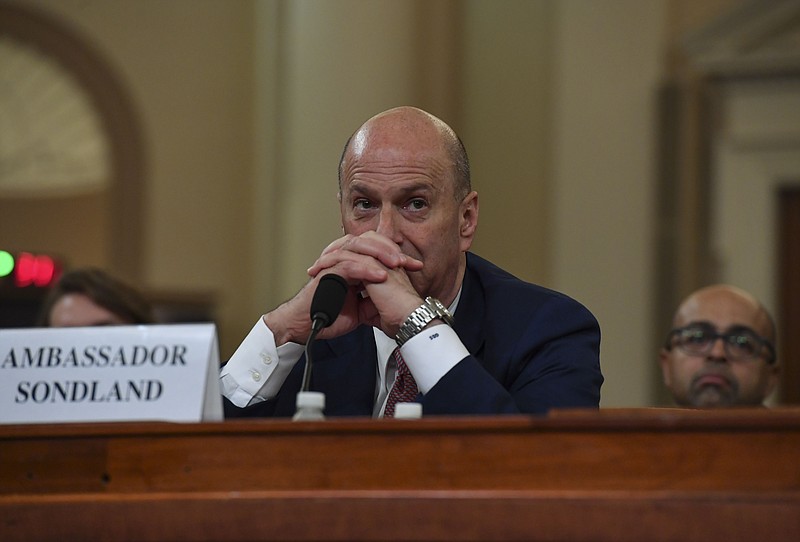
<box><xmin>395</xmin><ymin>297</ymin><xmax>455</xmax><ymax>347</ymax></box>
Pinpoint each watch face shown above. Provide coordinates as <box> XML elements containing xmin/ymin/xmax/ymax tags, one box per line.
<box><xmin>0</xmin><ymin>35</ymin><xmax>111</xmax><ymax>197</ymax></box>
<box><xmin>425</xmin><ymin>297</ymin><xmax>454</xmax><ymax>326</ymax></box>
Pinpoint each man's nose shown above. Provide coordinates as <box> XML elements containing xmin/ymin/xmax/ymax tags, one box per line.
<box><xmin>707</xmin><ymin>336</ymin><xmax>728</xmax><ymax>360</ymax></box>
<box><xmin>375</xmin><ymin>208</ymin><xmax>401</xmax><ymax>241</ymax></box>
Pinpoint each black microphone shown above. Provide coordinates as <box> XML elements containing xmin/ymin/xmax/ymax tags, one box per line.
<box><xmin>301</xmin><ymin>273</ymin><xmax>348</xmax><ymax>392</ymax></box>
<box><xmin>309</xmin><ymin>273</ymin><xmax>349</xmax><ymax>330</ymax></box>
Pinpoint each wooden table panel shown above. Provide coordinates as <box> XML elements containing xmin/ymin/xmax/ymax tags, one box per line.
<box><xmin>2</xmin><ymin>408</ymin><xmax>799</xmax><ymax>541</ymax></box>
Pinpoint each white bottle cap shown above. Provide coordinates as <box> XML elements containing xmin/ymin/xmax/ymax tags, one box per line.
<box><xmin>394</xmin><ymin>402</ymin><xmax>422</xmax><ymax>419</ymax></box>
<box><xmin>295</xmin><ymin>391</ymin><xmax>325</xmax><ymax>410</ymax></box>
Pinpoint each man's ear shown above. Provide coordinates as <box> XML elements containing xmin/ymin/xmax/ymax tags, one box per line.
<box><xmin>658</xmin><ymin>349</ymin><xmax>672</xmax><ymax>387</ymax></box>
<box><xmin>459</xmin><ymin>191</ymin><xmax>479</xmax><ymax>251</ymax></box>
<box><xmin>338</xmin><ymin>191</ymin><xmax>346</xmax><ymax>233</ymax></box>
<box><xmin>764</xmin><ymin>360</ymin><xmax>781</xmax><ymax>398</ymax></box>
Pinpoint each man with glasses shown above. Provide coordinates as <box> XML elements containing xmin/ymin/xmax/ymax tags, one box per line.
<box><xmin>659</xmin><ymin>284</ymin><xmax>779</xmax><ymax>408</ymax></box>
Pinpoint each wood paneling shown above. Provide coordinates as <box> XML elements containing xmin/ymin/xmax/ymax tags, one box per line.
<box><xmin>2</xmin><ymin>409</ymin><xmax>800</xmax><ymax>541</ymax></box>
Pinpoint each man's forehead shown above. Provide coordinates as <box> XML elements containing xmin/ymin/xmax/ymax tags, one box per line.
<box><xmin>349</xmin><ymin>129</ymin><xmax>368</xmax><ymax>157</ymax></box>
<box><xmin>676</xmin><ymin>293</ymin><xmax>764</xmax><ymax>332</ymax></box>
<box><xmin>348</xmin><ymin>145</ymin><xmax>442</xmax><ymax>165</ymax></box>
<box><xmin>345</xmin><ymin>177</ymin><xmax>439</xmax><ymax>196</ymax></box>
<box><xmin>348</xmin><ymin>128</ymin><xmax>444</xmax><ymax>160</ymax></box>
<box><xmin>342</xmin><ymin>137</ymin><xmax>452</xmax><ymax>191</ymax></box>
<box><xmin>340</xmin><ymin>109</ymin><xmax>459</xmax><ymax>196</ymax></box>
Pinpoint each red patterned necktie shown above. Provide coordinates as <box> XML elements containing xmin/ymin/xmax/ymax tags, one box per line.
<box><xmin>384</xmin><ymin>348</ymin><xmax>418</xmax><ymax>417</ymax></box>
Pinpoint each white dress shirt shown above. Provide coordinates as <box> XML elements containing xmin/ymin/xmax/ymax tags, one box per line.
<box><xmin>220</xmin><ymin>293</ymin><xmax>467</xmax><ymax>417</ymax></box>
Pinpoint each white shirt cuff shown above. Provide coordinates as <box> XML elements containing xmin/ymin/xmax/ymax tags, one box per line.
<box><xmin>219</xmin><ymin>318</ymin><xmax>304</xmax><ymax>407</ymax></box>
<box><xmin>399</xmin><ymin>323</ymin><xmax>468</xmax><ymax>394</ymax></box>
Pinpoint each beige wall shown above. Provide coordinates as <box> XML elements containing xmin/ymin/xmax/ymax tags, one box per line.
<box><xmin>551</xmin><ymin>1</ymin><xmax>666</xmax><ymax>406</ymax></box>
<box><xmin>269</xmin><ymin>1</ymin><xmax>428</xmax><ymax>300</ymax></box>
<box><xmin>6</xmin><ymin>0</ymin><xmax>745</xmax><ymax>407</ymax></box>
<box><xmin>461</xmin><ymin>0</ymin><xmax>555</xmax><ymax>284</ymax></box>
<box><xmin>18</xmin><ymin>0</ymin><xmax>256</xmax><ymax>356</ymax></box>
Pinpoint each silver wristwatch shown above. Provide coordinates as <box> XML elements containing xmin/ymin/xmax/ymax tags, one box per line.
<box><xmin>395</xmin><ymin>297</ymin><xmax>455</xmax><ymax>347</ymax></box>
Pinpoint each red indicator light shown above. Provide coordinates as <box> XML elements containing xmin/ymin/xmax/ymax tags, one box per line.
<box><xmin>34</xmin><ymin>255</ymin><xmax>56</xmax><ymax>286</ymax></box>
<box><xmin>14</xmin><ymin>252</ymin><xmax>60</xmax><ymax>288</ymax></box>
<box><xmin>15</xmin><ymin>252</ymin><xmax>36</xmax><ymax>287</ymax></box>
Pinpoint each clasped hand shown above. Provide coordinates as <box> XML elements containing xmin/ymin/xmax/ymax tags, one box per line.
<box><xmin>265</xmin><ymin>232</ymin><xmax>424</xmax><ymax>346</ymax></box>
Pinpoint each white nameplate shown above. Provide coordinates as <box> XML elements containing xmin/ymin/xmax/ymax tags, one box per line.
<box><xmin>0</xmin><ymin>324</ymin><xmax>223</xmax><ymax>424</ymax></box>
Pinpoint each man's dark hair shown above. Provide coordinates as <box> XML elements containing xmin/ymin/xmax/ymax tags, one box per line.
<box><xmin>447</xmin><ymin>132</ymin><xmax>471</xmax><ymax>200</ymax></box>
<box><xmin>37</xmin><ymin>267</ymin><xmax>153</xmax><ymax>326</ymax></box>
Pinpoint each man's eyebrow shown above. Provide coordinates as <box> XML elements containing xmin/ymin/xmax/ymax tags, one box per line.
<box><xmin>725</xmin><ymin>324</ymin><xmax>760</xmax><ymax>335</ymax></box>
<box><xmin>685</xmin><ymin>321</ymin><xmax>760</xmax><ymax>336</ymax></box>
<box><xmin>345</xmin><ymin>182</ymin><xmax>376</xmax><ymax>197</ymax></box>
<box><xmin>683</xmin><ymin>320</ymin><xmax>714</xmax><ymax>329</ymax></box>
<box><xmin>346</xmin><ymin>180</ymin><xmax>436</xmax><ymax>197</ymax></box>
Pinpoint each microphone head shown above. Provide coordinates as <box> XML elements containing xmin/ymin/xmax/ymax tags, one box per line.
<box><xmin>310</xmin><ymin>273</ymin><xmax>349</xmax><ymax>328</ymax></box>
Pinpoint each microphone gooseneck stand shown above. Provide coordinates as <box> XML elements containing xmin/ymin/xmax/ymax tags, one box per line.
<box><xmin>293</xmin><ymin>273</ymin><xmax>348</xmax><ymax>421</ymax></box>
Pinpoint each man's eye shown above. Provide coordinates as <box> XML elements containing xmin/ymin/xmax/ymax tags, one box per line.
<box><xmin>730</xmin><ymin>334</ymin><xmax>757</xmax><ymax>354</ymax></box>
<box><xmin>407</xmin><ymin>199</ymin><xmax>427</xmax><ymax>210</ymax></box>
<box><xmin>354</xmin><ymin>199</ymin><xmax>374</xmax><ymax>210</ymax></box>
<box><xmin>684</xmin><ymin>330</ymin><xmax>708</xmax><ymax>344</ymax></box>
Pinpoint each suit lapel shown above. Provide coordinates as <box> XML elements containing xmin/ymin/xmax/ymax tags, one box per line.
<box><xmin>453</xmin><ymin>254</ymin><xmax>486</xmax><ymax>358</ymax></box>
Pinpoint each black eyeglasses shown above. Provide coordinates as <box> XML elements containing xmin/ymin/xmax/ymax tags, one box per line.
<box><xmin>664</xmin><ymin>323</ymin><xmax>776</xmax><ymax>363</ymax></box>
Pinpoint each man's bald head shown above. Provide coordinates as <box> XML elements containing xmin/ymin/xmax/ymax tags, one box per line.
<box><xmin>672</xmin><ymin>284</ymin><xmax>775</xmax><ymax>344</ymax></box>
<box><xmin>338</xmin><ymin>106</ymin><xmax>471</xmax><ymax>201</ymax></box>
<box><xmin>660</xmin><ymin>284</ymin><xmax>779</xmax><ymax>408</ymax></box>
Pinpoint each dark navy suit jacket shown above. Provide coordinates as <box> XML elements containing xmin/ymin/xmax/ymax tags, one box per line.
<box><xmin>223</xmin><ymin>252</ymin><xmax>602</xmax><ymax>418</ymax></box>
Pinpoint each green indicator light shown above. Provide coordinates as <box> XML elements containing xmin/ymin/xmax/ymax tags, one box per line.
<box><xmin>0</xmin><ymin>251</ymin><xmax>14</xmax><ymax>278</ymax></box>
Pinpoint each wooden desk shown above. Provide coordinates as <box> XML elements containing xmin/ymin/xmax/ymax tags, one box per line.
<box><xmin>2</xmin><ymin>408</ymin><xmax>799</xmax><ymax>541</ymax></box>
